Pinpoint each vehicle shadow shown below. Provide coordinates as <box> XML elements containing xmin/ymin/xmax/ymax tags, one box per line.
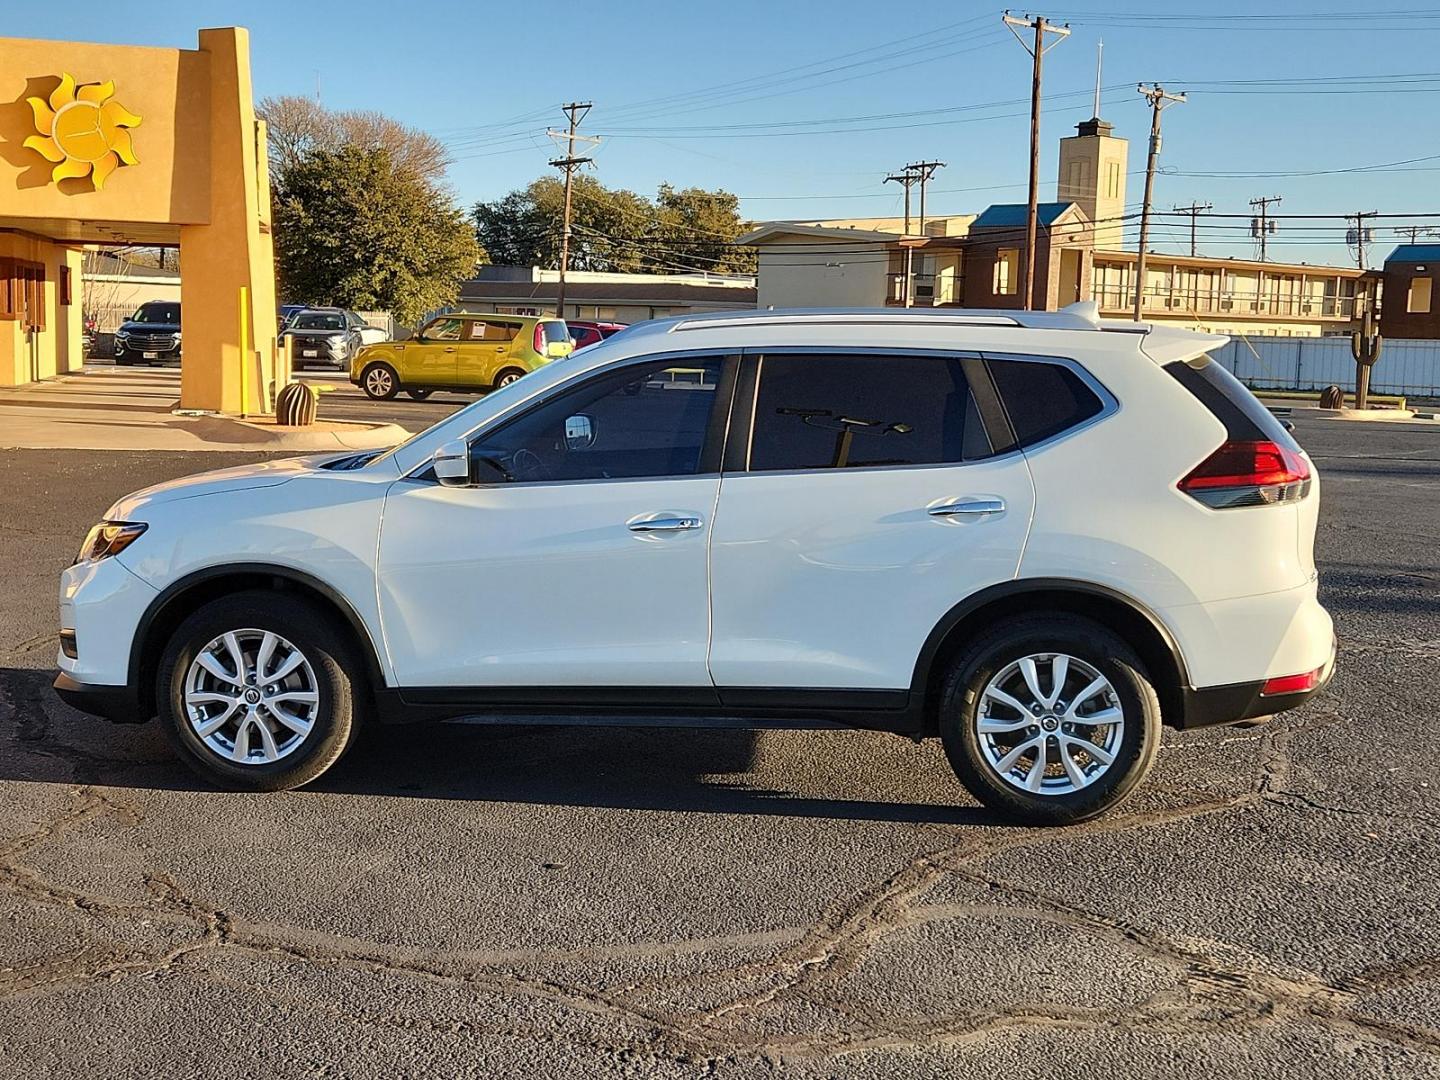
<box><xmin>2</xmin><ymin>667</ymin><xmax>995</xmax><ymax>826</ymax></box>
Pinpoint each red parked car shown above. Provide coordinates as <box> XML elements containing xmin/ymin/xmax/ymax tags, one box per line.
<box><xmin>566</xmin><ymin>320</ymin><xmax>627</xmax><ymax>350</ymax></box>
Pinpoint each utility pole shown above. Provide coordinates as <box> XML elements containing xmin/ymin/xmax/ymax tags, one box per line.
<box><xmin>547</xmin><ymin>102</ymin><xmax>595</xmax><ymax>319</ymax></box>
<box><xmin>1004</xmin><ymin>11</ymin><xmax>1070</xmax><ymax>310</ymax></box>
<box><xmin>1346</xmin><ymin>210</ymin><xmax>1379</xmax><ymax>270</ymax></box>
<box><xmin>909</xmin><ymin>159</ymin><xmax>946</xmax><ymax>235</ymax></box>
<box><xmin>1172</xmin><ymin>201</ymin><xmax>1212</xmax><ymax>258</ymax></box>
<box><xmin>884</xmin><ymin>166</ymin><xmax>922</xmax><ymax>306</ymax></box>
<box><xmin>1249</xmin><ymin>195</ymin><xmax>1282</xmax><ymax>263</ymax></box>
<box><xmin>1133</xmin><ymin>84</ymin><xmax>1186</xmax><ymax>322</ymax></box>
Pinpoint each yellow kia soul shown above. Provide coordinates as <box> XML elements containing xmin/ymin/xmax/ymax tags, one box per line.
<box><xmin>351</xmin><ymin>313</ymin><xmax>573</xmax><ymax>401</ymax></box>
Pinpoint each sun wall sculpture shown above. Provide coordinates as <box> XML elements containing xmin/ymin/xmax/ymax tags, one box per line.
<box><xmin>24</xmin><ymin>72</ymin><xmax>141</xmax><ymax>191</ymax></box>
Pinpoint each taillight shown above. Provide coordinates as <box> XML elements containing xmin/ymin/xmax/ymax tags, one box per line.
<box><xmin>533</xmin><ymin>324</ymin><xmax>545</xmax><ymax>354</ymax></box>
<box><xmin>1260</xmin><ymin>667</ymin><xmax>1323</xmax><ymax>696</ymax></box>
<box><xmin>1178</xmin><ymin>440</ymin><xmax>1311</xmax><ymax>508</ymax></box>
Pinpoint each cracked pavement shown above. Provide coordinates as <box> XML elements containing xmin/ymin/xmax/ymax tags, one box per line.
<box><xmin>0</xmin><ymin>413</ymin><xmax>1438</xmax><ymax>1078</ymax></box>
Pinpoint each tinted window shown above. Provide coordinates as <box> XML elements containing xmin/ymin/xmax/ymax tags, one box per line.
<box><xmin>747</xmin><ymin>354</ymin><xmax>986</xmax><ymax>471</ymax></box>
<box><xmin>986</xmin><ymin>358</ymin><xmax>1105</xmax><ymax>448</ymax></box>
<box><xmin>469</xmin><ymin>357</ymin><xmax>724</xmax><ymax>483</ymax></box>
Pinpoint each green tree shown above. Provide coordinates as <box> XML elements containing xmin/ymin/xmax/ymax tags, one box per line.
<box><xmin>273</xmin><ymin>146</ymin><xmax>481</xmax><ymax>323</ymax></box>
<box><xmin>654</xmin><ymin>184</ymin><xmax>756</xmax><ymax>274</ymax></box>
<box><xmin>473</xmin><ymin>178</ymin><xmax>755</xmax><ymax>275</ymax></box>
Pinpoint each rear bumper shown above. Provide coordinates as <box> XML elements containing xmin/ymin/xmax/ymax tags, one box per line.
<box><xmin>1176</xmin><ymin>635</ymin><xmax>1337</xmax><ymax>729</ymax></box>
<box><xmin>53</xmin><ymin>671</ymin><xmax>146</xmax><ymax>725</ymax></box>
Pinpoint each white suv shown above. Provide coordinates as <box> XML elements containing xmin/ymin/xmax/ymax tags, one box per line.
<box><xmin>55</xmin><ymin>305</ymin><xmax>1335</xmax><ymax>825</ymax></box>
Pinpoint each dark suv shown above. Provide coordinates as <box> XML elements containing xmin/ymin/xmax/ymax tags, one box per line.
<box><xmin>113</xmin><ymin>301</ymin><xmax>181</xmax><ymax>365</ymax></box>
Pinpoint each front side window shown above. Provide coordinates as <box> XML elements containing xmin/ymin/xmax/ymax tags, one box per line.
<box><xmin>468</xmin><ymin>357</ymin><xmax>725</xmax><ymax>484</ymax></box>
<box><xmin>422</xmin><ymin>318</ymin><xmax>463</xmax><ymax>341</ymax></box>
<box><xmin>745</xmin><ymin>354</ymin><xmax>989</xmax><ymax>472</ymax></box>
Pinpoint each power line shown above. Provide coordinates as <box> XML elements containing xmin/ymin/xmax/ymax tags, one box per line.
<box><xmin>1172</xmin><ymin>201</ymin><xmax>1212</xmax><ymax>257</ymax></box>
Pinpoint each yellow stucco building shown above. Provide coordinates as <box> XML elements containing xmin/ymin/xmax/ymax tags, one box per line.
<box><xmin>0</xmin><ymin>27</ymin><xmax>277</xmax><ymax>413</ymax></box>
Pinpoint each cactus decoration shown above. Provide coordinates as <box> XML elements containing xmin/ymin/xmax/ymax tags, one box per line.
<box><xmin>275</xmin><ymin>381</ymin><xmax>318</xmax><ymax>426</ymax></box>
<box><xmin>1350</xmin><ymin>301</ymin><xmax>1383</xmax><ymax>410</ymax></box>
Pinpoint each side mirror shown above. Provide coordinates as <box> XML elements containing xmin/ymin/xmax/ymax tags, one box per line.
<box><xmin>564</xmin><ymin>414</ymin><xmax>595</xmax><ymax>451</ymax></box>
<box><xmin>546</xmin><ymin>341</ymin><xmax>570</xmax><ymax>358</ymax></box>
<box><xmin>432</xmin><ymin>439</ymin><xmax>471</xmax><ymax>487</ymax></box>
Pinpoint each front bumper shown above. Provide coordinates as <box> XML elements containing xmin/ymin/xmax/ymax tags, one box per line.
<box><xmin>290</xmin><ymin>341</ymin><xmax>348</xmax><ymax>365</ymax></box>
<box><xmin>53</xmin><ymin>671</ymin><xmax>146</xmax><ymax>724</ymax></box>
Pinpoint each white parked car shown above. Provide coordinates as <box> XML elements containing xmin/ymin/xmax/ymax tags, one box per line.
<box><xmin>55</xmin><ymin>305</ymin><xmax>1334</xmax><ymax>824</ymax></box>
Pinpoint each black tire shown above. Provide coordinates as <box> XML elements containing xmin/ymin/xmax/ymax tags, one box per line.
<box><xmin>360</xmin><ymin>361</ymin><xmax>399</xmax><ymax>400</ymax></box>
<box><xmin>156</xmin><ymin>591</ymin><xmax>365</xmax><ymax>791</ymax></box>
<box><xmin>491</xmin><ymin>368</ymin><xmax>526</xmax><ymax>390</ymax></box>
<box><xmin>938</xmin><ymin>614</ymin><xmax>1161</xmax><ymax>826</ymax></box>
<box><xmin>406</xmin><ymin>388</ymin><xmax>434</xmax><ymax>401</ymax></box>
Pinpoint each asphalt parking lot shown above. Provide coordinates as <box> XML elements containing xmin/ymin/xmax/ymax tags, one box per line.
<box><xmin>1</xmin><ymin>413</ymin><xmax>1437</xmax><ymax>1078</ymax></box>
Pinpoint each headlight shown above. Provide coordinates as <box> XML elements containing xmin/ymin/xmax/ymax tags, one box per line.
<box><xmin>115</xmin><ymin>329</ymin><xmax>131</xmax><ymax>339</ymax></box>
<box><xmin>172</xmin><ymin>331</ymin><xmax>182</xmax><ymax>342</ymax></box>
<box><xmin>76</xmin><ymin>521</ymin><xmax>148</xmax><ymax>565</ymax></box>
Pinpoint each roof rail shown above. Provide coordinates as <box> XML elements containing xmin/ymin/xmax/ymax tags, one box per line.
<box><xmin>670</xmin><ymin>305</ymin><xmax>1105</xmax><ymax>334</ymax></box>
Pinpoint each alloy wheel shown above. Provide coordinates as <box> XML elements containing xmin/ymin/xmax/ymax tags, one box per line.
<box><xmin>365</xmin><ymin>367</ymin><xmax>393</xmax><ymax>396</ymax></box>
<box><xmin>975</xmin><ymin>652</ymin><xmax>1125</xmax><ymax>795</ymax></box>
<box><xmin>183</xmin><ymin>629</ymin><xmax>319</xmax><ymax>765</ymax></box>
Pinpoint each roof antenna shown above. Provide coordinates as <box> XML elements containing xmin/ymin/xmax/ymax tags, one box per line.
<box><xmin>1093</xmin><ymin>39</ymin><xmax>1103</xmax><ymax>119</ymax></box>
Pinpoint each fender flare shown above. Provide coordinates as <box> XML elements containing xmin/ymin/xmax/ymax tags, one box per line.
<box><xmin>908</xmin><ymin>577</ymin><xmax>1190</xmax><ymax>698</ymax></box>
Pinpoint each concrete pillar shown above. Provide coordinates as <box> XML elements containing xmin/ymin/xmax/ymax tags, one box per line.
<box><xmin>179</xmin><ymin>26</ymin><xmax>276</xmax><ymax>414</ymax></box>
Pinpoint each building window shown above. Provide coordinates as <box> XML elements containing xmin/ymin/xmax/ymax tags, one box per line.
<box><xmin>1065</xmin><ymin>160</ymin><xmax>1087</xmax><ymax>195</ymax></box>
<box><xmin>1104</xmin><ymin>161</ymin><xmax>1120</xmax><ymax>200</ymax></box>
<box><xmin>994</xmin><ymin>249</ymin><xmax>1018</xmax><ymax>296</ymax></box>
<box><xmin>0</xmin><ymin>258</ymin><xmax>45</xmax><ymax>330</ymax></box>
<box><xmin>1408</xmin><ymin>277</ymin><xmax>1432</xmax><ymax>314</ymax></box>
<box><xmin>59</xmin><ymin>265</ymin><xmax>72</xmax><ymax>306</ymax></box>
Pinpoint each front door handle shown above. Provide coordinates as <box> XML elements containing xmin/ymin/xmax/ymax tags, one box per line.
<box><xmin>628</xmin><ymin>515</ymin><xmax>703</xmax><ymax>533</ymax></box>
<box><xmin>929</xmin><ymin>497</ymin><xmax>1006</xmax><ymax>517</ymax></box>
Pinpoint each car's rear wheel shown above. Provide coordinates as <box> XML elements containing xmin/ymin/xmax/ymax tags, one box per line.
<box><xmin>360</xmin><ymin>362</ymin><xmax>399</xmax><ymax>400</ymax></box>
<box><xmin>938</xmin><ymin>614</ymin><xmax>1161</xmax><ymax>826</ymax></box>
<box><xmin>406</xmin><ymin>388</ymin><xmax>434</xmax><ymax>401</ymax></box>
<box><xmin>492</xmin><ymin>368</ymin><xmax>526</xmax><ymax>390</ymax></box>
<box><xmin>156</xmin><ymin>592</ymin><xmax>364</xmax><ymax>791</ymax></box>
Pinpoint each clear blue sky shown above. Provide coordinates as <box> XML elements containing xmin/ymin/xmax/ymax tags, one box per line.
<box><xmin>13</xmin><ymin>1</ymin><xmax>1440</xmax><ymax>265</ymax></box>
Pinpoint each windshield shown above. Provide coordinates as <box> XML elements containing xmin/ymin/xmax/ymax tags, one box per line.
<box><xmin>131</xmin><ymin>302</ymin><xmax>180</xmax><ymax>324</ymax></box>
<box><xmin>293</xmin><ymin>313</ymin><xmax>346</xmax><ymax>331</ymax></box>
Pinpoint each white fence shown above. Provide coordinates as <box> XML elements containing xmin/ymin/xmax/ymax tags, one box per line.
<box><xmin>1211</xmin><ymin>336</ymin><xmax>1440</xmax><ymax>398</ymax></box>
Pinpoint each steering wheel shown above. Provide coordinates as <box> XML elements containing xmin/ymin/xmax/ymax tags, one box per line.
<box><xmin>511</xmin><ymin>447</ymin><xmax>551</xmax><ymax>482</ymax></box>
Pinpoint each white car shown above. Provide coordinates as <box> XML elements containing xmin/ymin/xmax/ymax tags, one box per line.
<box><xmin>55</xmin><ymin>304</ymin><xmax>1335</xmax><ymax>824</ymax></box>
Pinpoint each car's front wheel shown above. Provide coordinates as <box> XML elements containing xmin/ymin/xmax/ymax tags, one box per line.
<box><xmin>156</xmin><ymin>592</ymin><xmax>364</xmax><ymax>791</ymax></box>
<box><xmin>360</xmin><ymin>361</ymin><xmax>399</xmax><ymax>400</ymax></box>
<box><xmin>939</xmin><ymin>614</ymin><xmax>1161</xmax><ymax>826</ymax></box>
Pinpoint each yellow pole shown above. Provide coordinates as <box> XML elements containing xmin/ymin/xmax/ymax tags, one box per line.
<box><xmin>238</xmin><ymin>285</ymin><xmax>249</xmax><ymax>417</ymax></box>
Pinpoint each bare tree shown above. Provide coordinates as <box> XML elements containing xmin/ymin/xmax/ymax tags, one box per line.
<box><xmin>258</xmin><ymin>95</ymin><xmax>449</xmax><ymax>185</ymax></box>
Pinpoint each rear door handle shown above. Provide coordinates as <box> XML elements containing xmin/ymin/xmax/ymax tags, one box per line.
<box><xmin>628</xmin><ymin>515</ymin><xmax>703</xmax><ymax>532</ymax></box>
<box><xmin>929</xmin><ymin>497</ymin><xmax>1006</xmax><ymax>517</ymax></box>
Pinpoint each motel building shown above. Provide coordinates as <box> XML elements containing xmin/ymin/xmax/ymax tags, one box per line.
<box><xmin>742</xmin><ymin>112</ymin><xmax>1376</xmax><ymax>338</ymax></box>
<box><xmin>0</xmin><ymin>27</ymin><xmax>277</xmax><ymax>412</ymax></box>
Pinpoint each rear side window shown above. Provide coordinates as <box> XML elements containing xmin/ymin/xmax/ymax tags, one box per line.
<box><xmin>986</xmin><ymin>358</ymin><xmax>1105</xmax><ymax>448</ymax></box>
<box><xmin>472</xmin><ymin>320</ymin><xmax>521</xmax><ymax>342</ymax></box>
<box><xmin>1165</xmin><ymin>354</ymin><xmax>1302</xmax><ymax>451</ymax></box>
<box><xmin>746</xmin><ymin>354</ymin><xmax>991</xmax><ymax>471</ymax></box>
